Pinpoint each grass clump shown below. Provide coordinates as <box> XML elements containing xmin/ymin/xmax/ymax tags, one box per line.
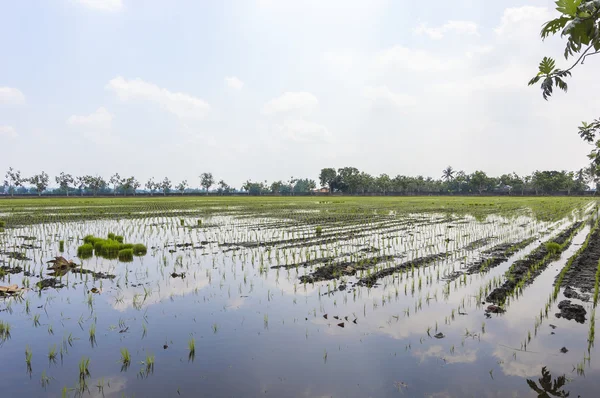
<box><xmin>78</xmin><ymin>357</ymin><xmax>90</xmax><ymax>380</ymax></box>
<box><xmin>132</xmin><ymin>244</ymin><xmax>147</xmax><ymax>256</ymax></box>
<box><xmin>77</xmin><ymin>243</ymin><xmax>94</xmax><ymax>258</ymax></box>
<box><xmin>316</xmin><ymin>226</ymin><xmax>322</xmax><ymax>236</ymax></box>
<box><xmin>118</xmin><ymin>248</ymin><xmax>134</xmax><ymax>262</ymax></box>
<box><xmin>545</xmin><ymin>242</ymin><xmax>561</xmax><ymax>256</ymax></box>
<box><xmin>0</xmin><ymin>220</ymin><xmax>5</xmax><ymax>228</ymax></box>
<box><xmin>59</xmin><ymin>240</ymin><xmax>65</xmax><ymax>252</ymax></box>
<box><xmin>82</xmin><ymin>234</ymin><xmax>147</xmax><ymax>261</ymax></box>
<box><xmin>120</xmin><ymin>348</ymin><xmax>131</xmax><ymax>370</ymax></box>
<box><xmin>0</xmin><ymin>321</ymin><xmax>11</xmax><ymax>341</ymax></box>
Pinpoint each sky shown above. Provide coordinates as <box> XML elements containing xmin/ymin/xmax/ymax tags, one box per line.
<box><xmin>1</xmin><ymin>0</ymin><xmax>598</xmax><ymax>189</ymax></box>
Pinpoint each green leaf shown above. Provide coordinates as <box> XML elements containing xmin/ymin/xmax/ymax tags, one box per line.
<box><xmin>556</xmin><ymin>0</ymin><xmax>582</xmax><ymax>17</ymax></box>
<box><xmin>541</xmin><ymin>17</ymin><xmax>572</xmax><ymax>39</ymax></box>
<box><xmin>538</xmin><ymin>57</ymin><xmax>556</xmax><ymax>74</ymax></box>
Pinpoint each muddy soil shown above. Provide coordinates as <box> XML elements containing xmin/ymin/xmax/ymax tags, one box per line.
<box><xmin>486</xmin><ymin>222</ymin><xmax>582</xmax><ymax>304</ymax></box>
<box><xmin>356</xmin><ymin>252</ymin><xmax>448</xmax><ymax>288</ymax></box>
<box><xmin>559</xmin><ymin>224</ymin><xmax>600</xmax><ymax>292</ymax></box>
<box><xmin>299</xmin><ymin>254</ymin><xmax>399</xmax><ymax>284</ymax></box>
<box><xmin>555</xmin><ymin>300</ymin><xmax>587</xmax><ymax>323</ymax></box>
<box><xmin>446</xmin><ymin>237</ymin><xmax>539</xmax><ymax>282</ymax></box>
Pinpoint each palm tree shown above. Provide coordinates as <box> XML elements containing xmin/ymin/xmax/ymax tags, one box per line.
<box><xmin>442</xmin><ymin>166</ymin><xmax>455</xmax><ymax>182</ymax></box>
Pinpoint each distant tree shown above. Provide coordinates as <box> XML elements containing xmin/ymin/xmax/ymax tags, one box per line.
<box><xmin>146</xmin><ymin>178</ymin><xmax>156</xmax><ymax>196</ymax></box>
<box><xmin>121</xmin><ymin>177</ymin><xmax>132</xmax><ymax>196</ymax></box>
<box><xmin>176</xmin><ymin>180</ymin><xmax>188</xmax><ymax>195</ymax></box>
<box><xmin>29</xmin><ymin>171</ymin><xmax>50</xmax><ymax>196</ymax></box>
<box><xmin>375</xmin><ymin>174</ymin><xmax>392</xmax><ymax>195</ymax></box>
<box><xmin>85</xmin><ymin>175</ymin><xmax>106</xmax><ymax>196</ymax></box>
<box><xmin>131</xmin><ymin>177</ymin><xmax>140</xmax><ymax>196</ymax></box>
<box><xmin>200</xmin><ymin>172</ymin><xmax>214</xmax><ymax>194</ymax></box>
<box><xmin>75</xmin><ymin>176</ymin><xmax>87</xmax><ymax>196</ymax></box>
<box><xmin>270</xmin><ymin>180</ymin><xmax>284</xmax><ymax>194</ymax></box>
<box><xmin>454</xmin><ymin>170</ymin><xmax>467</xmax><ymax>193</ymax></box>
<box><xmin>4</xmin><ymin>167</ymin><xmax>23</xmax><ymax>196</ymax></box>
<box><xmin>109</xmin><ymin>173</ymin><xmax>122</xmax><ymax>196</ymax></box>
<box><xmin>160</xmin><ymin>177</ymin><xmax>172</xmax><ymax>196</ymax></box>
<box><xmin>442</xmin><ymin>166</ymin><xmax>455</xmax><ymax>182</ymax></box>
<box><xmin>217</xmin><ymin>179</ymin><xmax>230</xmax><ymax>195</ymax></box>
<box><xmin>470</xmin><ymin>171</ymin><xmax>489</xmax><ymax>194</ymax></box>
<box><xmin>319</xmin><ymin>168</ymin><xmax>337</xmax><ymax>193</ymax></box>
<box><xmin>243</xmin><ymin>180</ymin><xmax>266</xmax><ymax>195</ymax></box>
<box><xmin>292</xmin><ymin>178</ymin><xmax>316</xmax><ymax>194</ymax></box>
<box><xmin>55</xmin><ymin>172</ymin><xmax>74</xmax><ymax>196</ymax></box>
<box><xmin>337</xmin><ymin>167</ymin><xmax>360</xmax><ymax>193</ymax></box>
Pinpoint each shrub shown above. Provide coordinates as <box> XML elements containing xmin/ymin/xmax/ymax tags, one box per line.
<box><xmin>132</xmin><ymin>244</ymin><xmax>147</xmax><ymax>256</ymax></box>
<box><xmin>119</xmin><ymin>243</ymin><xmax>134</xmax><ymax>250</ymax></box>
<box><xmin>77</xmin><ymin>244</ymin><xmax>94</xmax><ymax>258</ymax></box>
<box><xmin>316</xmin><ymin>226</ymin><xmax>323</xmax><ymax>236</ymax></box>
<box><xmin>197</xmin><ymin>220</ymin><xmax>202</xmax><ymax>226</ymax></box>
<box><xmin>115</xmin><ymin>235</ymin><xmax>124</xmax><ymax>243</ymax></box>
<box><xmin>118</xmin><ymin>248</ymin><xmax>134</xmax><ymax>262</ymax></box>
<box><xmin>107</xmin><ymin>232</ymin><xmax>116</xmax><ymax>240</ymax></box>
<box><xmin>180</xmin><ymin>219</ymin><xmax>185</xmax><ymax>226</ymax></box>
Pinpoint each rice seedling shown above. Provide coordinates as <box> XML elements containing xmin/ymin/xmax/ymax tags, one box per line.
<box><xmin>78</xmin><ymin>357</ymin><xmax>90</xmax><ymax>380</ymax></box>
<box><xmin>120</xmin><ymin>348</ymin><xmax>131</xmax><ymax>370</ymax></box>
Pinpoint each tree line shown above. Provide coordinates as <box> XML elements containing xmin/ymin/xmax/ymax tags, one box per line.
<box><xmin>1</xmin><ymin>166</ymin><xmax>595</xmax><ymax>197</ymax></box>
<box><xmin>317</xmin><ymin>166</ymin><xmax>593</xmax><ymax>195</ymax></box>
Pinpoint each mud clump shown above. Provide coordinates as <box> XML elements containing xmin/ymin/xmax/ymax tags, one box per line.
<box><xmin>563</xmin><ymin>286</ymin><xmax>590</xmax><ymax>302</ymax></box>
<box><xmin>555</xmin><ymin>300</ymin><xmax>586</xmax><ymax>323</ymax></box>
<box><xmin>36</xmin><ymin>278</ymin><xmax>66</xmax><ymax>290</ymax></box>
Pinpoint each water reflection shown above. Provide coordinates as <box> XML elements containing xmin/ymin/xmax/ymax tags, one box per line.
<box><xmin>526</xmin><ymin>366</ymin><xmax>570</xmax><ymax>398</ymax></box>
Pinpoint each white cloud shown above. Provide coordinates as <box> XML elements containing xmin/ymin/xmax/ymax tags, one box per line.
<box><xmin>364</xmin><ymin>86</ymin><xmax>416</xmax><ymax>108</ymax></box>
<box><xmin>495</xmin><ymin>6</ymin><xmax>552</xmax><ymax>37</ymax></box>
<box><xmin>0</xmin><ymin>125</ymin><xmax>17</xmax><ymax>138</ymax></box>
<box><xmin>415</xmin><ymin>20</ymin><xmax>478</xmax><ymax>40</ymax></box>
<box><xmin>0</xmin><ymin>87</ymin><xmax>25</xmax><ymax>104</ymax></box>
<box><xmin>225</xmin><ymin>76</ymin><xmax>244</xmax><ymax>90</ymax></box>
<box><xmin>376</xmin><ymin>46</ymin><xmax>463</xmax><ymax>71</ymax></box>
<box><xmin>262</xmin><ymin>91</ymin><xmax>319</xmax><ymax>115</ymax></box>
<box><xmin>107</xmin><ymin>76</ymin><xmax>210</xmax><ymax>119</ymax></box>
<box><xmin>67</xmin><ymin>107</ymin><xmax>113</xmax><ymax>130</ymax></box>
<box><xmin>276</xmin><ymin>119</ymin><xmax>332</xmax><ymax>143</ymax></box>
<box><xmin>75</xmin><ymin>0</ymin><xmax>123</xmax><ymax>12</ymax></box>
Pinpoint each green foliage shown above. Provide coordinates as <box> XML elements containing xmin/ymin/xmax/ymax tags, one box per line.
<box><xmin>545</xmin><ymin>241</ymin><xmax>562</xmax><ymax>256</ymax></box>
<box><xmin>77</xmin><ymin>243</ymin><xmax>94</xmax><ymax>258</ymax></box>
<box><xmin>132</xmin><ymin>244</ymin><xmax>147</xmax><ymax>256</ymax></box>
<box><xmin>0</xmin><ymin>220</ymin><xmax>5</xmax><ymax>228</ymax></box>
<box><xmin>59</xmin><ymin>240</ymin><xmax>65</xmax><ymax>252</ymax></box>
<box><xmin>118</xmin><ymin>248</ymin><xmax>134</xmax><ymax>262</ymax></box>
<box><xmin>81</xmin><ymin>234</ymin><xmax>147</xmax><ymax>260</ymax></box>
<box><xmin>531</xmin><ymin>0</ymin><xmax>600</xmax><ymax>166</ymax></box>
<box><xmin>316</xmin><ymin>226</ymin><xmax>323</xmax><ymax>236</ymax></box>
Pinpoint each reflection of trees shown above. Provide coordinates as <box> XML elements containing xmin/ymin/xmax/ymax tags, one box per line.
<box><xmin>526</xmin><ymin>366</ymin><xmax>570</xmax><ymax>397</ymax></box>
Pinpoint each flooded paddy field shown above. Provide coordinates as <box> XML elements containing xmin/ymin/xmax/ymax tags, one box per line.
<box><xmin>0</xmin><ymin>196</ymin><xmax>599</xmax><ymax>397</ymax></box>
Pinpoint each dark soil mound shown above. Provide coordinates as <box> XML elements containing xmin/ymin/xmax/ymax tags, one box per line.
<box><xmin>555</xmin><ymin>300</ymin><xmax>586</xmax><ymax>323</ymax></box>
<box><xmin>559</xmin><ymin>225</ymin><xmax>600</xmax><ymax>292</ymax></box>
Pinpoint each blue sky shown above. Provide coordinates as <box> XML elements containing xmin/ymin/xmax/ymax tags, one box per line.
<box><xmin>1</xmin><ymin>0</ymin><xmax>597</xmax><ymax>188</ymax></box>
